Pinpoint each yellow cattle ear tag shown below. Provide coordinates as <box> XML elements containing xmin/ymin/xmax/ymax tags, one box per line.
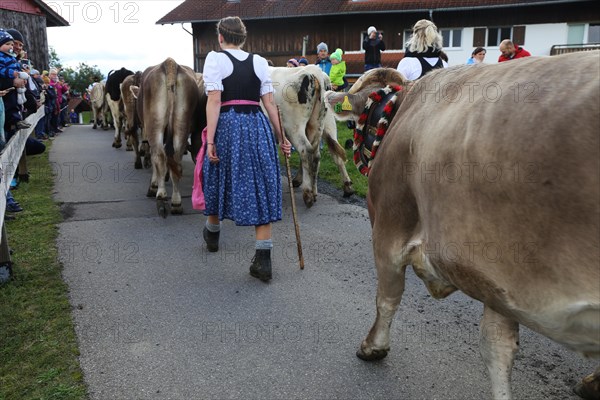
<box><xmin>342</xmin><ymin>96</ymin><xmax>352</xmax><ymax>111</ymax></box>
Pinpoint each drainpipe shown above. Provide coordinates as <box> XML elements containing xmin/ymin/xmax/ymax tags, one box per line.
<box><xmin>429</xmin><ymin>9</ymin><xmax>433</xmax><ymax>21</ymax></box>
<box><xmin>302</xmin><ymin>35</ymin><xmax>309</xmax><ymax>57</ymax></box>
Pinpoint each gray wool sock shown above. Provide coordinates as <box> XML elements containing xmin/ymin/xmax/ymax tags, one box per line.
<box><xmin>205</xmin><ymin>220</ymin><xmax>221</xmax><ymax>233</ymax></box>
<box><xmin>255</xmin><ymin>239</ymin><xmax>273</xmax><ymax>250</ymax></box>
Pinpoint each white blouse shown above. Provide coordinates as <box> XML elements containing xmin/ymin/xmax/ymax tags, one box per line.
<box><xmin>202</xmin><ymin>49</ymin><xmax>273</xmax><ymax>96</ymax></box>
<box><xmin>396</xmin><ymin>57</ymin><xmax>449</xmax><ymax>81</ymax></box>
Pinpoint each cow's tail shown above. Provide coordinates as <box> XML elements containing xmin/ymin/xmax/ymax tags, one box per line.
<box><xmin>163</xmin><ymin>58</ymin><xmax>182</xmax><ymax>180</ymax></box>
<box><xmin>324</xmin><ymin>132</ymin><xmax>347</xmax><ymax>162</ymax></box>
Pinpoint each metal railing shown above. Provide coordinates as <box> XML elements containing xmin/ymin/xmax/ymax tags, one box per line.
<box><xmin>550</xmin><ymin>43</ymin><xmax>600</xmax><ymax>55</ymax></box>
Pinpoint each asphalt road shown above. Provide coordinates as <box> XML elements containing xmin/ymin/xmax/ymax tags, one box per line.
<box><xmin>51</xmin><ymin>124</ymin><xmax>596</xmax><ymax>399</ymax></box>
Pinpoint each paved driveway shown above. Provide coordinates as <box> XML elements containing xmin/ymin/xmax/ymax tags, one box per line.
<box><xmin>51</xmin><ymin>125</ymin><xmax>596</xmax><ymax>399</ymax></box>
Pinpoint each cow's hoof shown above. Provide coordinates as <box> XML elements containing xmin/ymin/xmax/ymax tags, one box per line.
<box><xmin>343</xmin><ymin>182</ymin><xmax>355</xmax><ymax>197</ymax></box>
<box><xmin>171</xmin><ymin>203</ymin><xmax>183</xmax><ymax>215</ymax></box>
<box><xmin>302</xmin><ymin>191</ymin><xmax>314</xmax><ymax>208</ymax></box>
<box><xmin>147</xmin><ymin>186</ymin><xmax>158</xmax><ymax>198</ymax></box>
<box><xmin>126</xmin><ymin>145</ymin><xmax>133</xmax><ymax>151</ymax></box>
<box><xmin>574</xmin><ymin>371</ymin><xmax>600</xmax><ymax>400</ymax></box>
<box><xmin>356</xmin><ymin>346</ymin><xmax>389</xmax><ymax>361</ymax></box>
<box><xmin>157</xmin><ymin>198</ymin><xmax>169</xmax><ymax>218</ymax></box>
<box><xmin>134</xmin><ymin>160</ymin><xmax>142</xmax><ymax>169</ymax></box>
<box><xmin>92</xmin><ymin>125</ymin><xmax>97</xmax><ymax>130</ymax></box>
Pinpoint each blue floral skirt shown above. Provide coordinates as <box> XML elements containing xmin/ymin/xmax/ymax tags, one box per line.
<box><xmin>202</xmin><ymin>109</ymin><xmax>282</xmax><ymax>226</ymax></box>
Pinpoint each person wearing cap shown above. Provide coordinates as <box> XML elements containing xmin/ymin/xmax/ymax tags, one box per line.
<box><xmin>329</xmin><ymin>48</ymin><xmax>347</xmax><ymax>91</ymax></box>
<box><xmin>315</xmin><ymin>42</ymin><xmax>332</xmax><ymax>74</ymax></box>
<box><xmin>0</xmin><ymin>29</ymin><xmax>30</xmax><ymax>131</ymax></box>
<box><xmin>5</xmin><ymin>29</ymin><xmax>25</xmax><ymax>60</ymax></box>
<box><xmin>298</xmin><ymin>57</ymin><xmax>308</xmax><ymax>66</ymax></box>
<box><xmin>286</xmin><ymin>58</ymin><xmax>299</xmax><ymax>67</ymax></box>
<box><xmin>363</xmin><ymin>26</ymin><xmax>386</xmax><ymax>71</ymax></box>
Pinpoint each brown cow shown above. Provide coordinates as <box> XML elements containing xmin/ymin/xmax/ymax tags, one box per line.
<box><xmin>121</xmin><ymin>72</ymin><xmax>149</xmax><ymax>169</ymax></box>
<box><xmin>88</xmin><ymin>81</ymin><xmax>108</xmax><ymax>130</ymax></box>
<box><xmin>131</xmin><ymin>58</ymin><xmax>204</xmax><ymax>217</ymax></box>
<box><xmin>106</xmin><ymin>67</ymin><xmax>134</xmax><ymax>149</ymax></box>
<box><xmin>326</xmin><ymin>52</ymin><xmax>600</xmax><ymax>399</ymax></box>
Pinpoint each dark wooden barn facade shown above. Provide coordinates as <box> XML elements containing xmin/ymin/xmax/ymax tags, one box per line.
<box><xmin>0</xmin><ymin>0</ymin><xmax>68</xmax><ymax>71</ymax></box>
<box><xmin>158</xmin><ymin>0</ymin><xmax>597</xmax><ymax>74</ymax></box>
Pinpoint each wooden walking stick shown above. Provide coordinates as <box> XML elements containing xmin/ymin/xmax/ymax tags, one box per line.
<box><xmin>277</xmin><ymin>107</ymin><xmax>304</xmax><ymax>270</ymax></box>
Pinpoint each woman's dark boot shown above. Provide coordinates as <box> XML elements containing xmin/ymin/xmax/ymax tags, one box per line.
<box><xmin>203</xmin><ymin>227</ymin><xmax>219</xmax><ymax>252</ymax></box>
<box><xmin>249</xmin><ymin>249</ymin><xmax>272</xmax><ymax>282</ymax></box>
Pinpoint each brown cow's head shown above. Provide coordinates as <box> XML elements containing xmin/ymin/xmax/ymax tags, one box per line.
<box><xmin>325</xmin><ymin>68</ymin><xmax>407</xmax><ymax>121</ymax></box>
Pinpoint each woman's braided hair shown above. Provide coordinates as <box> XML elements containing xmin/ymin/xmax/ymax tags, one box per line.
<box><xmin>217</xmin><ymin>16</ymin><xmax>247</xmax><ymax>47</ymax></box>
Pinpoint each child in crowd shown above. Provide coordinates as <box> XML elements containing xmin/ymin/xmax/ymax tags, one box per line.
<box><xmin>298</xmin><ymin>58</ymin><xmax>309</xmax><ymax>66</ymax></box>
<box><xmin>286</xmin><ymin>58</ymin><xmax>299</xmax><ymax>67</ymax></box>
<box><xmin>0</xmin><ymin>29</ymin><xmax>30</xmax><ymax>129</ymax></box>
<box><xmin>329</xmin><ymin>48</ymin><xmax>347</xmax><ymax>91</ymax></box>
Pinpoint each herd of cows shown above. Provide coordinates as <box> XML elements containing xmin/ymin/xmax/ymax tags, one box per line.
<box><xmin>85</xmin><ymin>52</ymin><xmax>599</xmax><ymax>400</ymax></box>
<box><xmin>87</xmin><ymin>59</ymin><xmax>353</xmax><ymax>216</ymax></box>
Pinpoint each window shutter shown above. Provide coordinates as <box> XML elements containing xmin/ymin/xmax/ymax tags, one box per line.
<box><xmin>473</xmin><ymin>28</ymin><xmax>486</xmax><ymax>47</ymax></box>
<box><xmin>513</xmin><ymin>26</ymin><xmax>526</xmax><ymax>46</ymax></box>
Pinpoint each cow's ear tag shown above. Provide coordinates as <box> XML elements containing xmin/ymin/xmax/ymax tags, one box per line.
<box><xmin>334</xmin><ymin>102</ymin><xmax>342</xmax><ymax>113</ymax></box>
<box><xmin>342</xmin><ymin>96</ymin><xmax>352</xmax><ymax>111</ymax></box>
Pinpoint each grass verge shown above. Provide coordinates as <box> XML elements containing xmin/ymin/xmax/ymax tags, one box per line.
<box><xmin>285</xmin><ymin>121</ymin><xmax>368</xmax><ymax>197</ymax></box>
<box><xmin>0</xmin><ymin>143</ymin><xmax>87</xmax><ymax>400</ymax></box>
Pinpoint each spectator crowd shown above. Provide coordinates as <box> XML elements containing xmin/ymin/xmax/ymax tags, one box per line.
<box><xmin>1</xmin><ymin>27</ymin><xmax>72</xmax><ymax>220</ymax></box>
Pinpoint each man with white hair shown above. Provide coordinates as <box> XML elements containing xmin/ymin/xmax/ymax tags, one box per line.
<box><xmin>396</xmin><ymin>19</ymin><xmax>448</xmax><ymax>80</ymax></box>
<box><xmin>363</xmin><ymin>26</ymin><xmax>386</xmax><ymax>71</ymax></box>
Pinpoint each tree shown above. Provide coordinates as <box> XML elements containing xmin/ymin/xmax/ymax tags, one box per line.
<box><xmin>61</xmin><ymin>63</ymin><xmax>104</xmax><ymax>96</ymax></box>
<box><xmin>48</xmin><ymin>46</ymin><xmax>62</xmax><ymax>70</ymax></box>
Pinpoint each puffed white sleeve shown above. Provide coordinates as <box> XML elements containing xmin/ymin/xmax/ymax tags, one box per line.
<box><xmin>202</xmin><ymin>51</ymin><xmax>223</xmax><ymax>94</ymax></box>
<box><xmin>254</xmin><ymin>56</ymin><xmax>274</xmax><ymax>96</ymax></box>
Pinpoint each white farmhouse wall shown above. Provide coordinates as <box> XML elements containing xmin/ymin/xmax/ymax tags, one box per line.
<box><xmin>444</xmin><ymin>23</ymin><xmax>570</xmax><ymax>67</ymax></box>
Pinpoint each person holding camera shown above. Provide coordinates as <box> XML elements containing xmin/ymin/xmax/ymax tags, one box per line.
<box><xmin>363</xmin><ymin>26</ymin><xmax>386</xmax><ymax>71</ymax></box>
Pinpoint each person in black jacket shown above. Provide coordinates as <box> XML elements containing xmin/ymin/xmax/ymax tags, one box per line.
<box><xmin>363</xmin><ymin>26</ymin><xmax>385</xmax><ymax>71</ymax></box>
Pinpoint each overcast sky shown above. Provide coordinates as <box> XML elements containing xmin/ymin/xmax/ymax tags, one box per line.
<box><xmin>44</xmin><ymin>0</ymin><xmax>195</xmax><ymax>77</ymax></box>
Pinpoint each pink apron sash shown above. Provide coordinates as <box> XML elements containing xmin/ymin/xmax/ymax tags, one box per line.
<box><xmin>221</xmin><ymin>100</ymin><xmax>260</xmax><ymax>106</ymax></box>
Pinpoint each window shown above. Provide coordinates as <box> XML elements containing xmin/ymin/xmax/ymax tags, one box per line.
<box><xmin>589</xmin><ymin>24</ymin><xmax>600</xmax><ymax>43</ymax></box>
<box><xmin>441</xmin><ymin>29</ymin><xmax>462</xmax><ymax>48</ymax></box>
<box><xmin>487</xmin><ymin>27</ymin><xmax>512</xmax><ymax>47</ymax></box>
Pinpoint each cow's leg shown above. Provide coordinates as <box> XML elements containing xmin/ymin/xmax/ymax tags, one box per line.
<box><xmin>142</xmin><ymin>140</ymin><xmax>151</xmax><ymax>169</ymax></box>
<box><xmin>286</xmin><ymin>125</ymin><xmax>315</xmax><ymax>207</ymax></box>
<box><xmin>125</xmin><ymin>120</ymin><xmax>134</xmax><ymax>151</ymax></box>
<box><xmin>150</xmin><ymin>145</ymin><xmax>169</xmax><ymax>218</ymax></box>
<box><xmin>147</xmin><ymin>156</ymin><xmax>158</xmax><ymax>198</ymax></box>
<box><xmin>169</xmin><ymin>136</ymin><xmax>185</xmax><ymax>215</ymax></box>
<box><xmin>323</xmin><ymin>119</ymin><xmax>354</xmax><ymax>197</ymax></box>
<box><xmin>357</xmin><ymin>239</ymin><xmax>407</xmax><ymax>361</ymax></box>
<box><xmin>292</xmin><ymin>167</ymin><xmax>303</xmax><ymax>188</ymax></box>
<box><xmin>574</xmin><ymin>366</ymin><xmax>600</xmax><ymax>400</ymax></box>
<box><xmin>480</xmin><ymin>304</ymin><xmax>519</xmax><ymax>400</ymax></box>
<box><xmin>127</xmin><ymin>126</ymin><xmax>142</xmax><ymax>169</ymax></box>
<box><xmin>92</xmin><ymin>108</ymin><xmax>98</xmax><ymax>129</ymax></box>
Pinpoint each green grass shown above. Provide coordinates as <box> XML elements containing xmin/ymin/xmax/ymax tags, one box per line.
<box><xmin>285</xmin><ymin>121</ymin><xmax>368</xmax><ymax>197</ymax></box>
<box><xmin>0</xmin><ymin>144</ymin><xmax>87</xmax><ymax>400</ymax></box>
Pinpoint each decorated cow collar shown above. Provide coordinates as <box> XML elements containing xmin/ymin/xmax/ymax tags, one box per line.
<box><xmin>353</xmin><ymin>84</ymin><xmax>402</xmax><ymax>176</ymax></box>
